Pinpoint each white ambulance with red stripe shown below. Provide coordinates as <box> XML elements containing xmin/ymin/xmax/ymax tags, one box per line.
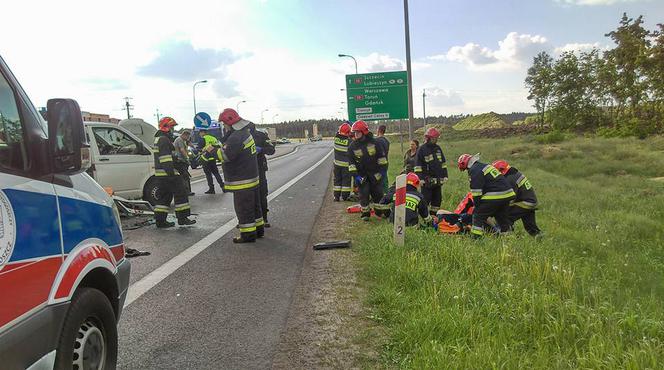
<box><xmin>0</xmin><ymin>55</ymin><xmax>130</xmax><ymax>369</ymax></box>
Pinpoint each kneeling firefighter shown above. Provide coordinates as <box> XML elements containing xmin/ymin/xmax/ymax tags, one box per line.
<box><xmin>385</xmin><ymin>173</ymin><xmax>432</xmax><ymax>227</ymax></box>
<box><xmin>347</xmin><ymin>120</ymin><xmax>390</xmax><ymax>220</ymax></box>
<box><xmin>153</xmin><ymin>117</ymin><xmax>196</xmax><ymax>228</ymax></box>
<box><xmin>492</xmin><ymin>160</ymin><xmax>541</xmax><ymax>236</ymax></box>
<box><xmin>213</xmin><ymin>108</ymin><xmax>264</xmax><ymax>243</ymax></box>
<box><xmin>458</xmin><ymin>153</ymin><xmax>515</xmax><ymax>237</ymax></box>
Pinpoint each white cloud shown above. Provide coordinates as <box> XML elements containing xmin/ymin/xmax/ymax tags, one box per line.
<box><xmin>430</xmin><ymin>32</ymin><xmax>550</xmax><ymax>72</ymax></box>
<box><xmin>554</xmin><ymin>42</ymin><xmax>603</xmax><ymax>55</ymax></box>
<box><xmin>425</xmin><ymin>88</ymin><xmax>464</xmax><ymax>107</ymax></box>
<box><xmin>556</xmin><ymin>0</ymin><xmax>641</xmax><ymax>5</ymax></box>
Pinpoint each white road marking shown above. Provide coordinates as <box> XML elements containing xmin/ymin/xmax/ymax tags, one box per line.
<box><xmin>124</xmin><ymin>149</ymin><xmax>333</xmax><ymax>308</ymax></box>
<box><xmin>191</xmin><ymin>145</ymin><xmax>301</xmax><ymax>185</ymax></box>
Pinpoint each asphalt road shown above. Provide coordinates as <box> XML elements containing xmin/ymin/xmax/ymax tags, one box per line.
<box><xmin>117</xmin><ymin>141</ymin><xmax>333</xmax><ymax>369</ymax></box>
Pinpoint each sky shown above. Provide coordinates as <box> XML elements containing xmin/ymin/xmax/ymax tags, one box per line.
<box><xmin>1</xmin><ymin>0</ymin><xmax>663</xmax><ymax>126</ymax></box>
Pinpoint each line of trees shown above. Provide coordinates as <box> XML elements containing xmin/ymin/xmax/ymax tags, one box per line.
<box><xmin>525</xmin><ymin>14</ymin><xmax>664</xmax><ymax>137</ymax></box>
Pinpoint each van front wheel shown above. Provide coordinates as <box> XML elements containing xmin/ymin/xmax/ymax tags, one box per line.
<box><xmin>143</xmin><ymin>177</ymin><xmax>161</xmax><ymax>206</ymax></box>
<box><xmin>54</xmin><ymin>288</ymin><xmax>118</xmax><ymax>370</ymax></box>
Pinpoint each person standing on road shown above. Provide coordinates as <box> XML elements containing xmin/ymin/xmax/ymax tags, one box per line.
<box><xmin>415</xmin><ymin>128</ymin><xmax>448</xmax><ymax>214</ymax></box>
<box><xmin>213</xmin><ymin>108</ymin><xmax>264</xmax><ymax>243</ymax></box>
<box><xmin>249</xmin><ymin>122</ymin><xmax>276</xmax><ymax>227</ymax></box>
<box><xmin>375</xmin><ymin>124</ymin><xmax>390</xmax><ymax>192</ymax></box>
<box><xmin>199</xmin><ymin>128</ymin><xmax>225</xmax><ymax>194</ymax></box>
<box><xmin>403</xmin><ymin>139</ymin><xmax>419</xmax><ymax>173</ymax></box>
<box><xmin>173</xmin><ymin>130</ymin><xmax>194</xmax><ymax>196</ymax></box>
<box><xmin>333</xmin><ymin>122</ymin><xmax>352</xmax><ymax>201</ymax></box>
<box><xmin>347</xmin><ymin>120</ymin><xmax>389</xmax><ymax>221</ymax></box>
<box><xmin>458</xmin><ymin>153</ymin><xmax>515</xmax><ymax>238</ymax></box>
<box><xmin>152</xmin><ymin>117</ymin><xmax>196</xmax><ymax>228</ymax></box>
<box><xmin>492</xmin><ymin>160</ymin><xmax>542</xmax><ymax>236</ymax></box>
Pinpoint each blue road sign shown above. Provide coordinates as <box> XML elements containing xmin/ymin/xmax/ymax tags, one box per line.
<box><xmin>194</xmin><ymin>112</ymin><xmax>212</xmax><ymax>128</ymax></box>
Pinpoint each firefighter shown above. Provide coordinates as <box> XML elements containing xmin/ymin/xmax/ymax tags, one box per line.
<box><xmin>375</xmin><ymin>125</ymin><xmax>390</xmax><ymax>192</ymax></box>
<box><xmin>384</xmin><ymin>173</ymin><xmax>432</xmax><ymax>227</ymax></box>
<box><xmin>414</xmin><ymin>127</ymin><xmax>448</xmax><ymax>214</ymax></box>
<box><xmin>199</xmin><ymin>128</ymin><xmax>225</xmax><ymax>194</ymax></box>
<box><xmin>457</xmin><ymin>153</ymin><xmax>515</xmax><ymax>237</ymax></box>
<box><xmin>347</xmin><ymin>120</ymin><xmax>389</xmax><ymax>220</ymax></box>
<box><xmin>492</xmin><ymin>160</ymin><xmax>541</xmax><ymax>236</ymax></box>
<box><xmin>214</xmin><ymin>108</ymin><xmax>264</xmax><ymax>243</ymax></box>
<box><xmin>173</xmin><ymin>130</ymin><xmax>194</xmax><ymax>195</ymax></box>
<box><xmin>333</xmin><ymin>122</ymin><xmax>352</xmax><ymax>201</ymax></box>
<box><xmin>249</xmin><ymin>122</ymin><xmax>276</xmax><ymax>227</ymax></box>
<box><xmin>153</xmin><ymin>117</ymin><xmax>196</xmax><ymax>228</ymax></box>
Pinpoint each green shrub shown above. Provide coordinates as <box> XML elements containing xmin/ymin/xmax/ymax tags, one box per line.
<box><xmin>535</xmin><ymin>131</ymin><xmax>568</xmax><ymax>144</ymax></box>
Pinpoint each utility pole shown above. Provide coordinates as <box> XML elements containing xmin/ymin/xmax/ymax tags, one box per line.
<box><xmin>154</xmin><ymin>108</ymin><xmax>161</xmax><ymax>122</ymax></box>
<box><xmin>403</xmin><ymin>0</ymin><xmax>415</xmax><ymax>140</ymax></box>
<box><xmin>123</xmin><ymin>97</ymin><xmax>134</xmax><ymax>119</ymax></box>
<box><xmin>422</xmin><ymin>89</ymin><xmax>427</xmax><ymax>127</ymax></box>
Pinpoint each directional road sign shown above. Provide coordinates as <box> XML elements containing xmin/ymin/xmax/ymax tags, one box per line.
<box><xmin>345</xmin><ymin>71</ymin><xmax>408</xmax><ymax>121</ymax></box>
<box><xmin>194</xmin><ymin>112</ymin><xmax>212</xmax><ymax>128</ymax></box>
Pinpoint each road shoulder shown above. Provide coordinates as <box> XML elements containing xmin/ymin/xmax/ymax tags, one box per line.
<box><xmin>272</xmin><ymin>179</ymin><xmax>384</xmax><ymax>369</ymax></box>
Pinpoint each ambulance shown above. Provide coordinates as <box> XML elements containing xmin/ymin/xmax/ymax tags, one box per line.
<box><xmin>0</xmin><ymin>55</ymin><xmax>130</xmax><ymax>369</ymax></box>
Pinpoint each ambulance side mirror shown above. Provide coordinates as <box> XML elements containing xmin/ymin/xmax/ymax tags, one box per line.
<box><xmin>47</xmin><ymin>98</ymin><xmax>90</xmax><ymax>174</ymax></box>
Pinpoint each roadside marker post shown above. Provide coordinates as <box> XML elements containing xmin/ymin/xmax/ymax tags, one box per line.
<box><xmin>393</xmin><ymin>174</ymin><xmax>407</xmax><ymax>246</ymax></box>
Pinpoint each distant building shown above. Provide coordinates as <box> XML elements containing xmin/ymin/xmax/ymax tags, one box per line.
<box><xmin>81</xmin><ymin>111</ymin><xmax>121</xmax><ymax>124</ymax></box>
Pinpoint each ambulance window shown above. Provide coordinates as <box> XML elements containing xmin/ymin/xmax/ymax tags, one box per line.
<box><xmin>0</xmin><ymin>73</ymin><xmax>28</xmax><ymax>172</ymax></box>
<box><xmin>92</xmin><ymin>127</ymin><xmax>140</xmax><ymax>155</ymax></box>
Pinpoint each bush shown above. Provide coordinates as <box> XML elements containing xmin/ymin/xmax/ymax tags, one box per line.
<box><xmin>534</xmin><ymin>131</ymin><xmax>568</xmax><ymax>144</ymax></box>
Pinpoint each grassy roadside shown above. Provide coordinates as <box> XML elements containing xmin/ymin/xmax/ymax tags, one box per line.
<box><xmin>347</xmin><ymin>134</ymin><xmax>664</xmax><ymax>368</ymax></box>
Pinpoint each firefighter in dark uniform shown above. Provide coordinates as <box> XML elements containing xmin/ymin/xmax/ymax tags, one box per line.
<box><xmin>347</xmin><ymin>120</ymin><xmax>389</xmax><ymax>221</ymax></box>
<box><xmin>458</xmin><ymin>154</ymin><xmax>515</xmax><ymax>237</ymax></box>
<box><xmin>152</xmin><ymin>117</ymin><xmax>196</xmax><ymax>228</ymax></box>
<box><xmin>414</xmin><ymin>127</ymin><xmax>448</xmax><ymax>214</ymax></box>
<box><xmin>383</xmin><ymin>173</ymin><xmax>433</xmax><ymax>227</ymax></box>
<box><xmin>212</xmin><ymin>108</ymin><xmax>264</xmax><ymax>243</ymax></box>
<box><xmin>249</xmin><ymin>122</ymin><xmax>276</xmax><ymax>227</ymax></box>
<box><xmin>199</xmin><ymin>128</ymin><xmax>225</xmax><ymax>194</ymax></box>
<box><xmin>492</xmin><ymin>160</ymin><xmax>541</xmax><ymax>236</ymax></box>
<box><xmin>333</xmin><ymin>122</ymin><xmax>352</xmax><ymax>201</ymax></box>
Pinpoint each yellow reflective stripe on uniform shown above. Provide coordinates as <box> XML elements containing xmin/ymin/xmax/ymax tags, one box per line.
<box><xmin>238</xmin><ymin>224</ymin><xmax>257</xmax><ymax>233</ymax></box>
<box><xmin>154</xmin><ymin>205</ymin><xmax>169</xmax><ymax>213</ymax></box>
<box><xmin>471</xmin><ymin>189</ymin><xmax>483</xmax><ymax>196</ymax></box>
<box><xmin>348</xmin><ymin>164</ymin><xmax>357</xmax><ymax>172</ymax></box>
<box><xmin>224</xmin><ymin>178</ymin><xmax>260</xmax><ymax>191</ymax></box>
<box><xmin>414</xmin><ymin>166</ymin><xmax>422</xmax><ymax>173</ymax></box>
<box><xmin>334</xmin><ymin>160</ymin><xmax>349</xmax><ymax>167</ymax></box>
<box><xmin>373</xmin><ymin>203</ymin><xmax>390</xmax><ymax>210</ymax></box>
<box><xmin>155</xmin><ymin>169</ymin><xmax>168</xmax><ymax>177</ymax></box>
<box><xmin>374</xmin><ymin>172</ymin><xmax>382</xmax><ymax>180</ymax></box>
<box><xmin>255</xmin><ymin>218</ymin><xmax>265</xmax><ymax>227</ymax></box>
<box><xmin>159</xmin><ymin>155</ymin><xmax>173</xmax><ymax>163</ymax></box>
<box><xmin>405</xmin><ymin>194</ymin><xmax>421</xmax><ymax>203</ymax></box>
<box><xmin>517</xmin><ymin>175</ymin><xmax>528</xmax><ymax>187</ymax></box>
<box><xmin>334</xmin><ymin>144</ymin><xmax>348</xmax><ymax>152</ymax></box>
<box><xmin>424</xmin><ymin>154</ymin><xmax>433</xmax><ymax>162</ymax></box>
<box><xmin>482</xmin><ymin>165</ymin><xmax>492</xmax><ymax>175</ymax></box>
<box><xmin>471</xmin><ymin>226</ymin><xmax>484</xmax><ymax>235</ymax></box>
<box><xmin>243</xmin><ymin>136</ymin><xmax>255</xmax><ymax>149</ymax></box>
<box><xmin>482</xmin><ymin>190</ymin><xmax>516</xmax><ymax>200</ymax></box>
<box><xmin>174</xmin><ymin>203</ymin><xmax>190</xmax><ymax>212</ymax></box>
<box><xmin>377</xmin><ymin>157</ymin><xmax>388</xmax><ymax>165</ymax></box>
<box><xmin>341</xmin><ymin>187</ymin><xmax>352</xmax><ymax>192</ymax></box>
<box><xmin>512</xmin><ymin>201</ymin><xmax>537</xmax><ymax>209</ymax></box>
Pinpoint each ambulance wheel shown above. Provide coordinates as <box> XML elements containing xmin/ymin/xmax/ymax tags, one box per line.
<box><xmin>143</xmin><ymin>177</ymin><xmax>161</xmax><ymax>206</ymax></box>
<box><xmin>55</xmin><ymin>288</ymin><xmax>118</xmax><ymax>370</ymax></box>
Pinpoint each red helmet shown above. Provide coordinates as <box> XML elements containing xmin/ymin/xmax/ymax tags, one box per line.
<box><xmin>158</xmin><ymin>116</ymin><xmax>177</xmax><ymax>132</ymax></box>
<box><xmin>351</xmin><ymin>120</ymin><xmax>369</xmax><ymax>135</ymax></box>
<box><xmin>219</xmin><ymin>108</ymin><xmax>241</xmax><ymax>126</ymax></box>
<box><xmin>492</xmin><ymin>160</ymin><xmax>511</xmax><ymax>175</ymax></box>
<box><xmin>425</xmin><ymin>127</ymin><xmax>440</xmax><ymax>139</ymax></box>
<box><xmin>339</xmin><ymin>122</ymin><xmax>352</xmax><ymax>136</ymax></box>
<box><xmin>458</xmin><ymin>153</ymin><xmax>473</xmax><ymax>171</ymax></box>
<box><xmin>406</xmin><ymin>172</ymin><xmax>420</xmax><ymax>187</ymax></box>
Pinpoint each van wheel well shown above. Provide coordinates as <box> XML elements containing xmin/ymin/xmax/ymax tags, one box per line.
<box><xmin>77</xmin><ymin>268</ymin><xmax>119</xmax><ymax>319</ymax></box>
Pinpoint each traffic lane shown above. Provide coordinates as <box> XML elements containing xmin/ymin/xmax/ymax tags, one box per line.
<box><xmin>117</xmin><ymin>154</ymin><xmax>333</xmax><ymax>369</ymax></box>
<box><xmin>122</xmin><ymin>141</ymin><xmax>332</xmax><ymax>285</ymax></box>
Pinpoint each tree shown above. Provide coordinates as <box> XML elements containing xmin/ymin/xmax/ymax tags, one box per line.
<box><xmin>646</xmin><ymin>24</ymin><xmax>664</xmax><ymax>108</ymax></box>
<box><xmin>525</xmin><ymin>51</ymin><xmax>554</xmax><ymax>129</ymax></box>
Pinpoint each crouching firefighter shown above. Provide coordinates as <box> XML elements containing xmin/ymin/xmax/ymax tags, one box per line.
<box><xmin>415</xmin><ymin>127</ymin><xmax>448</xmax><ymax>214</ymax></box>
<box><xmin>492</xmin><ymin>160</ymin><xmax>541</xmax><ymax>236</ymax></box>
<box><xmin>457</xmin><ymin>153</ymin><xmax>515</xmax><ymax>238</ymax></box>
<box><xmin>387</xmin><ymin>173</ymin><xmax>432</xmax><ymax>227</ymax></box>
<box><xmin>347</xmin><ymin>120</ymin><xmax>390</xmax><ymax>220</ymax></box>
<box><xmin>153</xmin><ymin>117</ymin><xmax>196</xmax><ymax>228</ymax></box>
<box><xmin>214</xmin><ymin>108</ymin><xmax>264</xmax><ymax>243</ymax></box>
<box><xmin>333</xmin><ymin>122</ymin><xmax>352</xmax><ymax>201</ymax></box>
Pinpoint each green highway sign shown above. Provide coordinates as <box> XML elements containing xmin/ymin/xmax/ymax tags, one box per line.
<box><xmin>345</xmin><ymin>71</ymin><xmax>408</xmax><ymax>121</ymax></box>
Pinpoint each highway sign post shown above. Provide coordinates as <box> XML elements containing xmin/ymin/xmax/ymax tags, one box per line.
<box><xmin>345</xmin><ymin>71</ymin><xmax>408</xmax><ymax>122</ymax></box>
<box><xmin>393</xmin><ymin>174</ymin><xmax>407</xmax><ymax>246</ymax></box>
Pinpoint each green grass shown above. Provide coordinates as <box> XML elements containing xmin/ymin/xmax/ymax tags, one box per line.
<box><xmin>453</xmin><ymin>112</ymin><xmax>508</xmax><ymax>130</ymax></box>
<box><xmin>351</xmin><ymin>135</ymin><xmax>664</xmax><ymax>369</ymax></box>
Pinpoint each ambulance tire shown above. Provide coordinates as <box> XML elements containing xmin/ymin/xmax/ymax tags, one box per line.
<box><xmin>54</xmin><ymin>288</ymin><xmax>118</xmax><ymax>370</ymax></box>
<box><xmin>143</xmin><ymin>177</ymin><xmax>161</xmax><ymax>206</ymax></box>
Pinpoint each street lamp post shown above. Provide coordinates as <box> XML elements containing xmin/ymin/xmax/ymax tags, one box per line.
<box><xmin>261</xmin><ymin>108</ymin><xmax>269</xmax><ymax>124</ymax></box>
<box><xmin>236</xmin><ymin>100</ymin><xmax>247</xmax><ymax>113</ymax></box>
<box><xmin>338</xmin><ymin>54</ymin><xmax>358</xmax><ymax>74</ymax></box>
<box><xmin>403</xmin><ymin>0</ymin><xmax>415</xmax><ymax>140</ymax></box>
<box><xmin>423</xmin><ymin>89</ymin><xmax>427</xmax><ymax>127</ymax></box>
<box><xmin>272</xmin><ymin>114</ymin><xmax>279</xmax><ymax>124</ymax></box>
<box><xmin>193</xmin><ymin>80</ymin><xmax>208</xmax><ymax>116</ymax></box>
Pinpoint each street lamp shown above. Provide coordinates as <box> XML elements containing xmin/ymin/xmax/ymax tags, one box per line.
<box><xmin>338</xmin><ymin>54</ymin><xmax>358</xmax><ymax>74</ymax></box>
<box><xmin>236</xmin><ymin>100</ymin><xmax>247</xmax><ymax>113</ymax></box>
<box><xmin>261</xmin><ymin>108</ymin><xmax>269</xmax><ymax>124</ymax></box>
<box><xmin>193</xmin><ymin>80</ymin><xmax>208</xmax><ymax>116</ymax></box>
<box><xmin>272</xmin><ymin>114</ymin><xmax>279</xmax><ymax>124</ymax></box>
